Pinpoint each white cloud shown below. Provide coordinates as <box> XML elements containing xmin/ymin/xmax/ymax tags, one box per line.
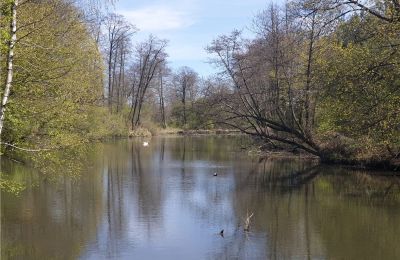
<box><xmin>119</xmin><ymin>5</ymin><xmax>195</xmax><ymax>32</ymax></box>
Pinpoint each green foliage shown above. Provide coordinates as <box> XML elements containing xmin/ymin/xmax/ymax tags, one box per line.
<box><xmin>84</xmin><ymin>107</ymin><xmax>128</xmax><ymax>139</ymax></box>
<box><xmin>1</xmin><ymin>0</ymin><xmax>399</xmax><ymax>186</ymax></box>
<box><xmin>3</xmin><ymin>1</ymin><xmax>101</xmax><ymax>145</ymax></box>
<box><xmin>0</xmin><ymin>173</ymin><xmax>26</xmax><ymax>195</ymax></box>
<box><xmin>0</xmin><ymin>0</ymin><xmax>12</xmax><ymax>53</ymax></box>
<box><xmin>0</xmin><ymin>0</ymin><xmax>129</xmax><ymax>190</ymax></box>
<box><xmin>169</xmin><ymin>101</ymin><xmax>212</xmax><ymax>129</ymax></box>
<box><xmin>315</xmin><ymin>14</ymin><xmax>400</xmax><ymax>159</ymax></box>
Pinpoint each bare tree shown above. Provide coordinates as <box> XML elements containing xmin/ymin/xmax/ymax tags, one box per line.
<box><xmin>206</xmin><ymin>2</ymin><xmax>347</xmax><ymax>157</ymax></box>
<box><xmin>155</xmin><ymin>62</ymin><xmax>170</xmax><ymax>128</ymax></box>
<box><xmin>206</xmin><ymin>11</ymin><xmax>322</xmax><ymax>155</ymax></box>
<box><xmin>128</xmin><ymin>36</ymin><xmax>167</xmax><ymax>128</ymax></box>
<box><xmin>288</xmin><ymin>0</ymin><xmax>342</xmax><ymax>136</ymax></box>
<box><xmin>104</xmin><ymin>13</ymin><xmax>136</xmax><ymax>112</ymax></box>
<box><xmin>114</xmin><ymin>33</ymin><xmax>133</xmax><ymax>113</ymax></box>
<box><xmin>335</xmin><ymin>0</ymin><xmax>400</xmax><ymax>23</ymax></box>
<box><xmin>172</xmin><ymin>66</ymin><xmax>198</xmax><ymax>126</ymax></box>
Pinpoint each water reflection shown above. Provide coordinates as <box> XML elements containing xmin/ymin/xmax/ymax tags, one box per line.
<box><xmin>1</xmin><ymin>136</ymin><xmax>400</xmax><ymax>259</ymax></box>
<box><xmin>1</xmin><ymin>159</ymin><xmax>104</xmax><ymax>259</ymax></box>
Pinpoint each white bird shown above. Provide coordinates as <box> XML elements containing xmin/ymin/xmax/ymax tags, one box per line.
<box><xmin>143</xmin><ymin>141</ymin><xmax>149</xmax><ymax>147</ymax></box>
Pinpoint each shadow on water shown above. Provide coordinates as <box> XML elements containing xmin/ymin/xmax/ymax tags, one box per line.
<box><xmin>229</xmin><ymin>155</ymin><xmax>400</xmax><ymax>260</ymax></box>
<box><xmin>1</xmin><ymin>157</ymin><xmax>104</xmax><ymax>259</ymax></box>
<box><xmin>1</xmin><ymin>136</ymin><xmax>400</xmax><ymax>260</ymax></box>
<box><xmin>235</xmin><ymin>157</ymin><xmax>320</xmax><ymax>194</ymax></box>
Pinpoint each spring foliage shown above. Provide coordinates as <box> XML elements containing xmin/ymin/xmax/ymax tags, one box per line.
<box><xmin>1</xmin><ymin>0</ymin><xmax>126</xmax><ymax>181</ymax></box>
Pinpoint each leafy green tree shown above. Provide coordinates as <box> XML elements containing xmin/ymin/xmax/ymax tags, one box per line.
<box><xmin>316</xmin><ymin>13</ymin><xmax>400</xmax><ymax>160</ymax></box>
<box><xmin>1</xmin><ymin>0</ymin><xmax>118</xmax><ymax>178</ymax></box>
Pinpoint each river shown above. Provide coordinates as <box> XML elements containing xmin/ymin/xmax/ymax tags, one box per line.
<box><xmin>1</xmin><ymin>136</ymin><xmax>400</xmax><ymax>259</ymax></box>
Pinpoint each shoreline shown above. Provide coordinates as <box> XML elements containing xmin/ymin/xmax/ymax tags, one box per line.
<box><xmin>254</xmin><ymin>150</ymin><xmax>400</xmax><ymax>173</ymax></box>
<box><xmin>125</xmin><ymin>129</ymin><xmax>399</xmax><ymax>173</ymax></box>
<box><xmin>158</xmin><ymin>128</ymin><xmax>242</xmax><ymax>136</ymax></box>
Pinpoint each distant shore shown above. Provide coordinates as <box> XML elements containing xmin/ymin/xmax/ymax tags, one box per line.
<box><xmin>128</xmin><ymin>127</ymin><xmax>242</xmax><ymax>137</ymax></box>
<box><xmin>162</xmin><ymin>129</ymin><xmax>242</xmax><ymax>136</ymax></box>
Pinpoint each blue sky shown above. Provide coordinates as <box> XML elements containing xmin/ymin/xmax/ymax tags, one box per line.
<box><xmin>115</xmin><ymin>0</ymin><xmax>274</xmax><ymax>77</ymax></box>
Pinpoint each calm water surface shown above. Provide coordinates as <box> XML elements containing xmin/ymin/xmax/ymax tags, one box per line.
<box><xmin>1</xmin><ymin>136</ymin><xmax>400</xmax><ymax>259</ymax></box>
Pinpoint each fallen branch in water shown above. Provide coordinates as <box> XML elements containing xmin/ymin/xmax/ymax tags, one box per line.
<box><xmin>243</xmin><ymin>211</ymin><xmax>254</xmax><ymax>232</ymax></box>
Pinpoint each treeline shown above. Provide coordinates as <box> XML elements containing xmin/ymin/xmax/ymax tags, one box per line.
<box><xmin>0</xmin><ymin>0</ymin><xmax>211</xmax><ymax>164</ymax></box>
<box><xmin>83</xmin><ymin>5</ymin><xmax>212</xmax><ymax>131</ymax></box>
<box><xmin>101</xmin><ymin>15</ymin><xmax>215</xmax><ymax>132</ymax></box>
<box><xmin>1</xmin><ymin>0</ymin><xmax>399</xmax><ymax>171</ymax></box>
<box><xmin>204</xmin><ymin>0</ymin><xmax>400</xmax><ymax>168</ymax></box>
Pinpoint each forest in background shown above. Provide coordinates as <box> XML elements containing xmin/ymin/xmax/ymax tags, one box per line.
<box><xmin>0</xmin><ymin>0</ymin><xmax>399</xmax><ymax>190</ymax></box>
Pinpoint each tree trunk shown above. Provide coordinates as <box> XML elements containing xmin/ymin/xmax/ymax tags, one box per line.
<box><xmin>159</xmin><ymin>71</ymin><xmax>167</xmax><ymax>128</ymax></box>
<box><xmin>304</xmin><ymin>13</ymin><xmax>316</xmax><ymax>137</ymax></box>
<box><xmin>182</xmin><ymin>80</ymin><xmax>187</xmax><ymax>126</ymax></box>
<box><xmin>116</xmin><ymin>42</ymin><xmax>124</xmax><ymax>113</ymax></box>
<box><xmin>134</xmin><ymin>90</ymin><xmax>145</xmax><ymax>127</ymax></box>
<box><xmin>110</xmin><ymin>43</ymin><xmax>119</xmax><ymax>113</ymax></box>
<box><xmin>131</xmin><ymin>85</ymin><xmax>140</xmax><ymax>129</ymax></box>
<box><xmin>0</xmin><ymin>0</ymin><xmax>18</xmax><ymax>136</ymax></box>
<box><xmin>107</xmin><ymin>41</ymin><xmax>113</xmax><ymax>111</ymax></box>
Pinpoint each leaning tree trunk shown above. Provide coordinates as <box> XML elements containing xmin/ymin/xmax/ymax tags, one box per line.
<box><xmin>0</xmin><ymin>0</ymin><xmax>18</xmax><ymax>136</ymax></box>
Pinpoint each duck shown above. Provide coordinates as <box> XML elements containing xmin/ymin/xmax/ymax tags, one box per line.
<box><xmin>143</xmin><ymin>141</ymin><xmax>149</xmax><ymax>147</ymax></box>
<box><xmin>213</xmin><ymin>172</ymin><xmax>217</xmax><ymax>176</ymax></box>
<box><xmin>220</xmin><ymin>229</ymin><xmax>224</xmax><ymax>237</ymax></box>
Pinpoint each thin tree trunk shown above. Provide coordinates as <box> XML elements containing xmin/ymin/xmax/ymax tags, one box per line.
<box><xmin>159</xmin><ymin>70</ymin><xmax>166</xmax><ymax>128</ymax></box>
<box><xmin>0</xmin><ymin>0</ymin><xmax>18</xmax><ymax>136</ymax></box>
<box><xmin>121</xmin><ymin>51</ymin><xmax>126</xmax><ymax>109</ymax></box>
<box><xmin>131</xmin><ymin>85</ymin><xmax>141</xmax><ymax>128</ymax></box>
<box><xmin>107</xmin><ymin>41</ymin><xmax>114</xmax><ymax>111</ymax></box>
<box><xmin>135</xmin><ymin>90</ymin><xmax>146</xmax><ymax>126</ymax></box>
<box><xmin>304</xmin><ymin>13</ymin><xmax>316</xmax><ymax>137</ymax></box>
<box><xmin>182</xmin><ymin>80</ymin><xmax>187</xmax><ymax>126</ymax></box>
<box><xmin>117</xmin><ymin>42</ymin><xmax>124</xmax><ymax>113</ymax></box>
<box><xmin>110</xmin><ymin>44</ymin><xmax>119</xmax><ymax>113</ymax></box>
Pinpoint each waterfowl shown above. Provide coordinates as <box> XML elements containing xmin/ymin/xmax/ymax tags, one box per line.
<box><xmin>143</xmin><ymin>141</ymin><xmax>149</xmax><ymax>147</ymax></box>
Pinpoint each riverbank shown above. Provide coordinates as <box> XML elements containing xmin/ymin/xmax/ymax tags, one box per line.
<box><xmin>252</xmin><ymin>149</ymin><xmax>400</xmax><ymax>172</ymax></box>
<box><xmin>172</xmin><ymin>129</ymin><xmax>242</xmax><ymax>135</ymax></box>
<box><xmin>319</xmin><ymin>157</ymin><xmax>400</xmax><ymax>172</ymax></box>
<box><xmin>126</xmin><ymin>127</ymin><xmax>399</xmax><ymax>172</ymax></box>
<box><xmin>128</xmin><ymin>127</ymin><xmax>242</xmax><ymax>137</ymax></box>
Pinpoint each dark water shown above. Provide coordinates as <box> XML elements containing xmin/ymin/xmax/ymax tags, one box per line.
<box><xmin>1</xmin><ymin>136</ymin><xmax>400</xmax><ymax>260</ymax></box>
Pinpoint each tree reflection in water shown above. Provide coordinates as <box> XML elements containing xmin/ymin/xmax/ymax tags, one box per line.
<box><xmin>1</xmin><ymin>136</ymin><xmax>400</xmax><ymax>259</ymax></box>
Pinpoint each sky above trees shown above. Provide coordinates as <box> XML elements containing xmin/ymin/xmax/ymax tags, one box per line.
<box><xmin>115</xmin><ymin>0</ymin><xmax>273</xmax><ymax>76</ymax></box>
